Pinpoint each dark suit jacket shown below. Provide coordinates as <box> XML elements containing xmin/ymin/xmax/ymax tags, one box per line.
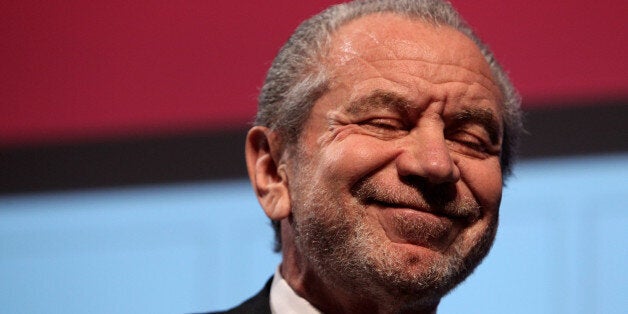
<box><xmin>208</xmin><ymin>277</ymin><xmax>272</xmax><ymax>314</ymax></box>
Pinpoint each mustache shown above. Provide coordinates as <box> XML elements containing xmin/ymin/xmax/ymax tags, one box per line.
<box><xmin>350</xmin><ymin>178</ymin><xmax>481</xmax><ymax>222</ymax></box>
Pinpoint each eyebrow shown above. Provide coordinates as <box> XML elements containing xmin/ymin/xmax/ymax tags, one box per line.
<box><xmin>453</xmin><ymin>108</ymin><xmax>502</xmax><ymax>145</ymax></box>
<box><xmin>345</xmin><ymin>91</ymin><xmax>412</xmax><ymax>116</ymax></box>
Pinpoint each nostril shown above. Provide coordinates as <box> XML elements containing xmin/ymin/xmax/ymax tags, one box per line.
<box><xmin>396</xmin><ymin>149</ymin><xmax>460</xmax><ymax>184</ymax></box>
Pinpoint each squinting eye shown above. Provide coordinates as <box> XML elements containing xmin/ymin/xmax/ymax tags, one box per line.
<box><xmin>447</xmin><ymin>132</ymin><xmax>492</xmax><ymax>158</ymax></box>
<box><xmin>457</xmin><ymin>139</ymin><xmax>486</xmax><ymax>152</ymax></box>
<box><xmin>356</xmin><ymin>118</ymin><xmax>408</xmax><ymax>140</ymax></box>
<box><xmin>362</xmin><ymin>118</ymin><xmax>404</xmax><ymax>130</ymax></box>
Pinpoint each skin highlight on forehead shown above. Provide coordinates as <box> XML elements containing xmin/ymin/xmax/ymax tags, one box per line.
<box><xmin>329</xmin><ymin>13</ymin><xmax>488</xmax><ymax>67</ymax></box>
<box><xmin>323</xmin><ymin>13</ymin><xmax>502</xmax><ymax>104</ymax></box>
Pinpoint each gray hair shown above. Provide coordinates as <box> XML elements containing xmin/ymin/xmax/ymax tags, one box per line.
<box><xmin>255</xmin><ymin>0</ymin><xmax>524</xmax><ymax>251</ymax></box>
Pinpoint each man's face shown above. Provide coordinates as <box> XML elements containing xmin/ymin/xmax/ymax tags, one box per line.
<box><xmin>286</xmin><ymin>14</ymin><xmax>504</xmax><ymax>301</ymax></box>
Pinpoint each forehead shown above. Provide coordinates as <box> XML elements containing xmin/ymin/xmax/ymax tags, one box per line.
<box><xmin>328</xmin><ymin>13</ymin><xmax>490</xmax><ymax>73</ymax></box>
<box><xmin>323</xmin><ymin>13</ymin><xmax>502</xmax><ymax>108</ymax></box>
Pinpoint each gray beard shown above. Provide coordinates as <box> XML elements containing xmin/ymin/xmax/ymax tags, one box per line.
<box><xmin>289</xmin><ymin>168</ymin><xmax>498</xmax><ymax>309</ymax></box>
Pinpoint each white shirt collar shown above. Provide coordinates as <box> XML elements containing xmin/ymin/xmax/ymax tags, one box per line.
<box><xmin>269</xmin><ymin>266</ymin><xmax>322</xmax><ymax>314</ymax></box>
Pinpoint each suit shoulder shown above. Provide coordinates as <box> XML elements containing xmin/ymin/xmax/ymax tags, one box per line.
<box><xmin>201</xmin><ymin>277</ymin><xmax>273</xmax><ymax>314</ymax></box>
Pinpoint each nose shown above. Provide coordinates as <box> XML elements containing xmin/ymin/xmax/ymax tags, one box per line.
<box><xmin>395</xmin><ymin>129</ymin><xmax>460</xmax><ymax>185</ymax></box>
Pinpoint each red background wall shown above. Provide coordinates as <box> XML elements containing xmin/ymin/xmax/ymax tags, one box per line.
<box><xmin>2</xmin><ymin>0</ymin><xmax>626</xmax><ymax>147</ymax></box>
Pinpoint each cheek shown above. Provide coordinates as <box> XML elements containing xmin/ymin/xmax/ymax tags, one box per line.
<box><xmin>454</xmin><ymin>159</ymin><xmax>502</xmax><ymax>253</ymax></box>
<box><xmin>317</xmin><ymin>135</ymin><xmax>398</xmax><ymax>184</ymax></box>
<box><xmin>458</xmin><ymin>158</ymin><xmax>503</xmax><ymax>214</ymax></box>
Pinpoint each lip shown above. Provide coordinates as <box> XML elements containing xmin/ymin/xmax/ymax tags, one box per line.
<box><xmin>369</xmin><ymin>197</ymin><xmax>479</xmax><ymax>223</ymax></box>
<box><xmin>372</xmin><ymin>199</ymin><xmax>445</xmax><ymax>217</ymax></box>
<box><xmin>372</xmin><ymin>202</ymin><xmax>458</xmax><ymax>249</ymax></box>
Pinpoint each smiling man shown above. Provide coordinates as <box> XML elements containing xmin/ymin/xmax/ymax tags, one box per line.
<box><xmin>214</xmin><ymin>0</ymin><xmax>522</xmax><ymax>313</ymax></box>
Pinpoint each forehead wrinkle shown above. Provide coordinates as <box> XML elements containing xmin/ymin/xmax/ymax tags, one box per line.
<box><xmin>365</xmin><ymin>58</ymin><xmax>499</xmax><ymax>96</ymax></box>
<box><xmin>328</xmin><ymin>19</ymin><xmax>500</xmax><ymax>96</ymax></box>
<box><xmin>330</xmin><ymin>57</ymin><xmax>501</xmax><ymax>105</ymax></box>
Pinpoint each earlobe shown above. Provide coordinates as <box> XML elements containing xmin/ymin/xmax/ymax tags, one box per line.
<box><xmin>245</xmin><ymin>126</ymin><xmax>291</xmax><ymax>221</ymax></box>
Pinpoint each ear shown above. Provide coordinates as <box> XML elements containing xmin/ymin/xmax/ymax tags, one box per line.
<box><xmin>245</xmin><ymin>126</ymin><xmax>291</xmax><ymax>221</ymax></box>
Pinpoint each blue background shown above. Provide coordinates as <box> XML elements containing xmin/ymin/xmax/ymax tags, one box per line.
<box><xmin>1</xmin><ymin>154</ymin><xmax>626</xmax><ymax>314</ymax></box>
